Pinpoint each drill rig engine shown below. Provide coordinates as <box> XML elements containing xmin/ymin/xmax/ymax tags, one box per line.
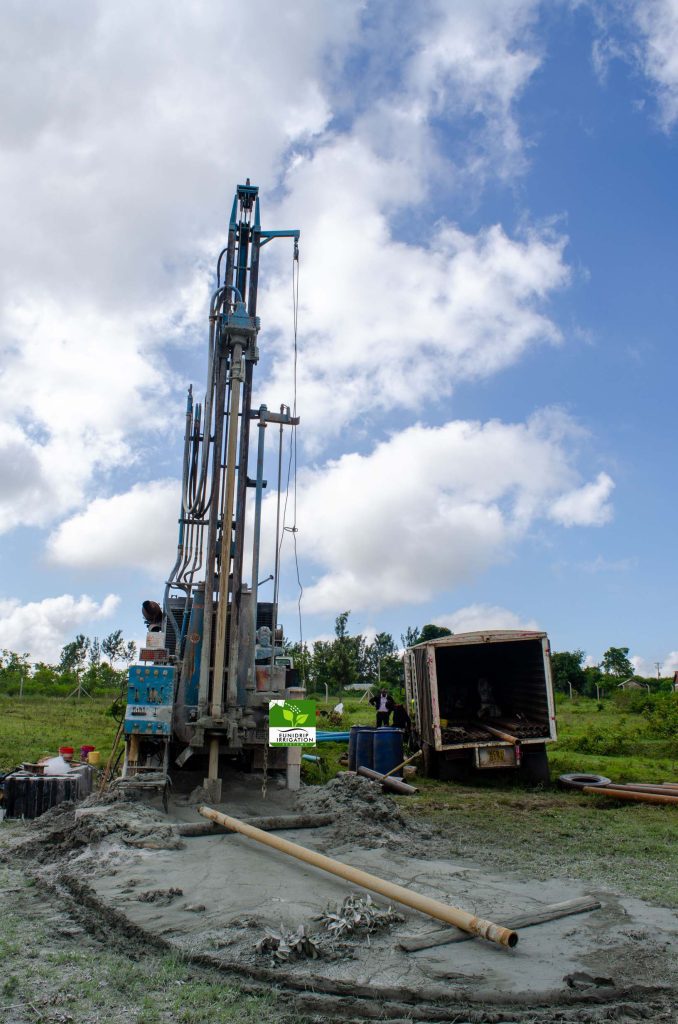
<box><xmin>122</xmin><ymin>181</ymin><xmax>300</xmax><ymax>800</ymax></box>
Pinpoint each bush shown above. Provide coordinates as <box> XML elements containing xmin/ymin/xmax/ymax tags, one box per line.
<box><xmin>560</xmin><ymin>724</ymin><xmax>644</xmax><ymax>756</ymax></box>
<box><xmin>643</xmin><ymin>694</ymin><xmax>678</xmax><ymax>738</ymax></box>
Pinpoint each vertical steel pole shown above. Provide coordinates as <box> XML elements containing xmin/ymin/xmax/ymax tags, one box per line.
<box><xmin>227</xmin><ymin>206</ymin><xmax>260</xmax><ymax>711</ymax></box>
<box><xmin>250</xmin><ymin>407</ymin><xmax>268</xmax><ymax>689</ymax></box>
<box><xmin>212</xmin><ymin>343</ymin><xmax>243</xmax><ymax>715</ymax></box>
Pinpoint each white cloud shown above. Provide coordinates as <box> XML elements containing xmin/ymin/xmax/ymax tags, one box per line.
<box><xmin>0</xmin><ymin>0</ymin><xmax>559</xmax><ymax>540</ymax></box>
<box><xmin>0</xmin><ymin>1</ymin><xmax>363</xmax><ymax>531</ymax></box>
<box><xmin>275</xmin><ymin>409</ymin><xmax>613</xmax><ymax>612</ymax></box>
<box><xmin>406</xmin><ymin>0</ymin><xmax>541</xmax><ymax>178</ymax></box>
<box><xmin>0</xmin><ymin>593</ymin><xmax>120</xmax><ymax>663</ymax></box>
<box><xmin>631</xmin><ymin>0</ymin><xmax>678</xmax><ymax>129</ymax></box>
<box><xmin>433</xmin><ymin>604</ymin><xmax>540</xmax><ymax>633</ymax></box>
<box><xmin>631</xmin><ymin>651</ymin><xmax>678</xmax><ymax>678</ymax></box>
<box><xmin>549</xmin><ymin>472</ymin><xmax>614</xmax><ymax>527</ymax></box>
<box><xmin>47</xmin><ymin>480</ymin><xmax>180</xmax><ymax>575</ymax></box>
<box><xmin>263</xmin><ymin>149</ymin><xmax>569</xmax><ymax>444</ymax></box>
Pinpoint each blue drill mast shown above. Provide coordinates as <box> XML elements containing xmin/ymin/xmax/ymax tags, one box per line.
<box><xmin>122</xmin><ymin>182</ymin><xmax>300</xmax><ymax>799</ymax></box>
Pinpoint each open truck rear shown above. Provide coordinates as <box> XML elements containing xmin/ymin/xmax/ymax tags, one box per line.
<box><xmin>404</xmin><ymin>630</ymin><xmax>557</xmax><ymax>784</ymax></box>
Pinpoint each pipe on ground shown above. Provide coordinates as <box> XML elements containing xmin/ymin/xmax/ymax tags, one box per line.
<box><xmin>582</xmin><ymin>786</ymin><xmax>678</xmax><ymax>805</ymax></box>
<box><xmin>357</xmin><ymin>765</ymin><xmax>418</xmax><ymax>795</ymax></box>
<box><xmin>198</xmin><ymin>805</ymin><xmax>518</xmax><ymax>948</ymax></box>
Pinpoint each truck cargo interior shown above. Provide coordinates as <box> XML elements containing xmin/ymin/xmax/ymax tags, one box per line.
<box><xmin>435</xmin><ymin>639</ymin><xmax>551</xmax><ymax>740</ymax></box>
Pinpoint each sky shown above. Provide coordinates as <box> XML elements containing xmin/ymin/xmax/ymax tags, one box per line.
<box><xmin>1</xmin><ymin>0</ymin><xmax>677</xmax><ymax>677</ymax></box>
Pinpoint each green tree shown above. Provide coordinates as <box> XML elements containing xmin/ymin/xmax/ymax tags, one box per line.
<box><xmin>102</xmin><ymin>629</ymin><xmax>126</xmax><ymax>666</ymax></box>
<box><xmin>418</xmin><ymin>624</ymin><xmax>452</xmax><ymax>643</ymax></box>
<box><xmin>328</xmin><ymin>611</ymin><xmax>358</xmax><ymax>692</ymax></box>
<box><xmin>370</xmin><ymin>632</ymin><xmax>402</xmax><ymax>688</ymax></box>
<box><xmin>582</xmin><ymin>664</ymin><xmax>604</xmax><ymax>699</ymax></box>
<box><xmin>283</xmin><ymin>640</ymin><xmax>312</xmax><ymax>688</ymax></box>
<box><xmin>0</xmin><ymin>650</ymin><xmax>31</xmax><ymax>696</ymax></box>
<box><xmin>59</xmin><ymin>634</ymin><xmax>90</xmax><ymax>674</ymax></box>
<box><xmin>602</xmin><ymin>646</ymin><xmax>634</xmax><ymax>679</ymax></box>
<box><xmin>400</xmin><ymin>626</ymin><xmax>421</xmax><ymax>649</ymax></box>
<box><xmin>309</xmin><ymin>639</ymin><xmax>333</xmax><ymax>693</ymax></box>
<box><xmin>550</xmin><ymin>650</ymin><xmax>586</xmax><ymax>694</ymax></box>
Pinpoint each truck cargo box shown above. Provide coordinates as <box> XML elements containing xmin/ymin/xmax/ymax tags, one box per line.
<box><xmin>404</xmin><ymin>630</ymin><xmax>557</xmax><ymax>783</ymax></box>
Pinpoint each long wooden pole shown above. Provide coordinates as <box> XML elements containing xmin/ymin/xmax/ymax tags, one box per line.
<box><xmin>399</xmin><ymin>895</ymin><xmax>601</xmax><ymax>952</ymax></box>
<box><xmin>598</xmin><ymin>782</ymin><xmax>678</xmax><ymax>797</ymax></box>
<box><xmin>198</xmin><ymin>805</ymin><xmax>518</xmax><ymax>947</ymax></box>
<box><xmin>583</xmin><ymin>786</ymin><xmax>678</xmax><ymax>805</ymax></box>
<box><xmin>381</xmin><ymin>749</ymin><xmax>423</xmax><ymax>779</ymax></box>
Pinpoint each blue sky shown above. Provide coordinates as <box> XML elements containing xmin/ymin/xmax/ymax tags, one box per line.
<box><xmin>1</xmin><ymin>0</ymin><xmax>677</xmax><ymax>676</ymax></box>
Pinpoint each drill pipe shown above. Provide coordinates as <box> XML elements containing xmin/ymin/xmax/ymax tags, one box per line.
<box><xmin>198</xmin><ymin>805</ymin><xmax>518</xmax><ymax>947</ymax></box>
<box><xmin>582</xmin><ymin>786</ymin><xmax>678</xmax><ymax>805</ymax></box>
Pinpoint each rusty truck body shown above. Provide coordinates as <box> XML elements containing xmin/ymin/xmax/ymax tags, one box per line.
<box><xmin>404</xmin><ymin>629</ymin><xmax>557</xmax><ymax>784</ymax></box>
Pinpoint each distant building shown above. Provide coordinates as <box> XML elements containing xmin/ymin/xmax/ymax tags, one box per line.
<box><xmin>617</xmin><ymin>678</ymin><xmax>644</xmax><ymax>690</ymax></box>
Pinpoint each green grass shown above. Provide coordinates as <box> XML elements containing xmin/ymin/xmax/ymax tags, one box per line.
<box><xmin>406</xmin><ymin>778</ymin><xmax>678</xmax><ymax>906</ymax></box>
<box><xmin>0</xmin><ymin>695</ymin><xmax>120</xmax><ymax>770</ymax></box>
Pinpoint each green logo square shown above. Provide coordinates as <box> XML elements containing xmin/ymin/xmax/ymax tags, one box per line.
<box><xmin>269</xmin><ymin>699</ymin><xmax>316</xmax><ymax>747</ymax></box>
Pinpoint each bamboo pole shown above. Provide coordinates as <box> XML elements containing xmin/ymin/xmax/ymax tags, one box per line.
<box><xmin>99</xmin><ymin>719</ymin><xmax>125</xmax><ymax>794</ymax></box>
<box><xmin>381</xmin><ymin>749</ymin><xmax>423</xmax><ymax>780</ymax></box>
<box><xmin>582</xmin><ymin>786</ymin><xmax>678</xmax><ymax>805</ymax></box>
<box><xmin>198</xmin><ymin>805</ymin><xmax>518</xmax><ymax>947</ymax></box>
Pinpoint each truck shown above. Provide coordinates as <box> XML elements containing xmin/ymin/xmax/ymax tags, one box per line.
<box><xmin>404</xmin><ymin>630</ymin><xmax>557</xmax><ymax>785</ymax></box>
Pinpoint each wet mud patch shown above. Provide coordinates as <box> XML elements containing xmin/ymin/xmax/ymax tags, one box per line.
<box><xmin>3</xmin><ymin>773</ymin><xmax>677</xmax><ymax>1022</ymax></box>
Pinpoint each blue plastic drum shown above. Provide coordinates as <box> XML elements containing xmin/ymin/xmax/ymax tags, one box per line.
<box><xmin>354</xmin><ymin>727</ymin><xmax>376</xmax><ymax>772</ymax></box>
<box><xmin>348</xmin><ymin>725</ymin><xmax>372</xmax><ymax>771</ymax></box>
<box><xmin>373</xmin><ymin>727</ymin><xmax>404</xmax><ymax>777</ymax></box>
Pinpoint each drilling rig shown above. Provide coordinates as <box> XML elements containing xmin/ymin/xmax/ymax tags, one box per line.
<box><xmin>122</xmin><ymin>181</ymin><xmax>300</xmax><ymax>800</ymax></box>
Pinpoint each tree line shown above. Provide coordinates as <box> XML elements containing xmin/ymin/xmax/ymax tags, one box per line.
<box><xmin>0</xmin><ymin>630</ymin><xmax>136</xmax><ymax>697</ymax></box>
<box><xmin>550</xmin><ymin>646</ymin><xmax>675</xmax><ymax>698</ymax></box>
<box><xmin>2</xmin><ymin>620</ymin><xmax>674</xmax><ymax>702</ymax></box>
<box><xmin>284</xmin><ymin>613</ymin><xmax>454</xmax><ymax>695</ymax></box>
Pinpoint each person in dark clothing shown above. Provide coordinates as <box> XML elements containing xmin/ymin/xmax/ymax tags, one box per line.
<box><xmin>369</xmin><ymin>688</ymin><xmax>395</xmax><ymax>727</ymax></box>
<box><xmin>392</xmin><ymin>702</ymin><xmax>411</xmax><ymax>744</ymax></box>
<box><xmin>392</xmin><ymin>702</ymin><xmax>410</xmax><ymax>729</ymax></box>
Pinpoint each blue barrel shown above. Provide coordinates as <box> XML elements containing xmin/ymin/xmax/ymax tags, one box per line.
<box><xmin>373</xmin><ymin>728</ymin><xmax>404</xmax><ymax>777</ymax></box>
<box><xmin>348</xmin><ymin>726</ymin><xmax>371</xmax><ymax>771</ymax></box>
<box><xmin>353</xmin><ymin>727</ymin><xmax>376</xmax><ymax>772</ymax></box>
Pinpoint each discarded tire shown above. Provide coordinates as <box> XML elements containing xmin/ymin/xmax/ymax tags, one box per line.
<box><xmin>558</xmin><ymin>773</ymin><xmax>611</xmax><ymax>790</ymax></box>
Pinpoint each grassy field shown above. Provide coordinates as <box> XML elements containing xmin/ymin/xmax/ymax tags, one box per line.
<box><xmin>0</xmin><ymin>695</ymin><xmax>121</xmax><ymax>770</ymax></box>
<box><xmin>2</xmin><ymin>691</ymin><xmax>676</xmax><ymax>783</ymax></box>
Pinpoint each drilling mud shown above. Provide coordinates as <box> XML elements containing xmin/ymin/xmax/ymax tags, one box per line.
<box><xmin>2</xmin><ymin>773</ymin><xmax>677</xmax><ymax>1023</ymax></box>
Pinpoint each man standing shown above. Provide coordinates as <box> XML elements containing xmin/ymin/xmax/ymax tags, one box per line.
<box><xmin>370</xmin><ymin>687</ymin><xmax>394</xmax><ymax>727</ymax></box>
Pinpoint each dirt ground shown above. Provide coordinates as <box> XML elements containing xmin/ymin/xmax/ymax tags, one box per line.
<box><xmin>1</xmin><ymin>771</ymin><xmax>677</xmax><ymax>1023</ymax></box>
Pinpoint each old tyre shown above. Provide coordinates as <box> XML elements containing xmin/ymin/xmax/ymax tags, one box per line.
<box><xmin>558</xmin><ymin>772</ymin><xmax>611</xmax><ymax>790</ymax></box>
<box><xmin>519</xmin><ymin>744</ymin><xmax>551</xmax><ymax>786</ymax></box>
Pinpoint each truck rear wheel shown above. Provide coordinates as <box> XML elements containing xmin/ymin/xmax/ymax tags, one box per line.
<box><xmin>519</xmin><ymin>744</ymin><xmax>550</xmax><ymax>787</ymax></box>
<box><xmin>422</xmin><ymin>742</ymin><xmax>439</xmax><ymax>779</ymax></box>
